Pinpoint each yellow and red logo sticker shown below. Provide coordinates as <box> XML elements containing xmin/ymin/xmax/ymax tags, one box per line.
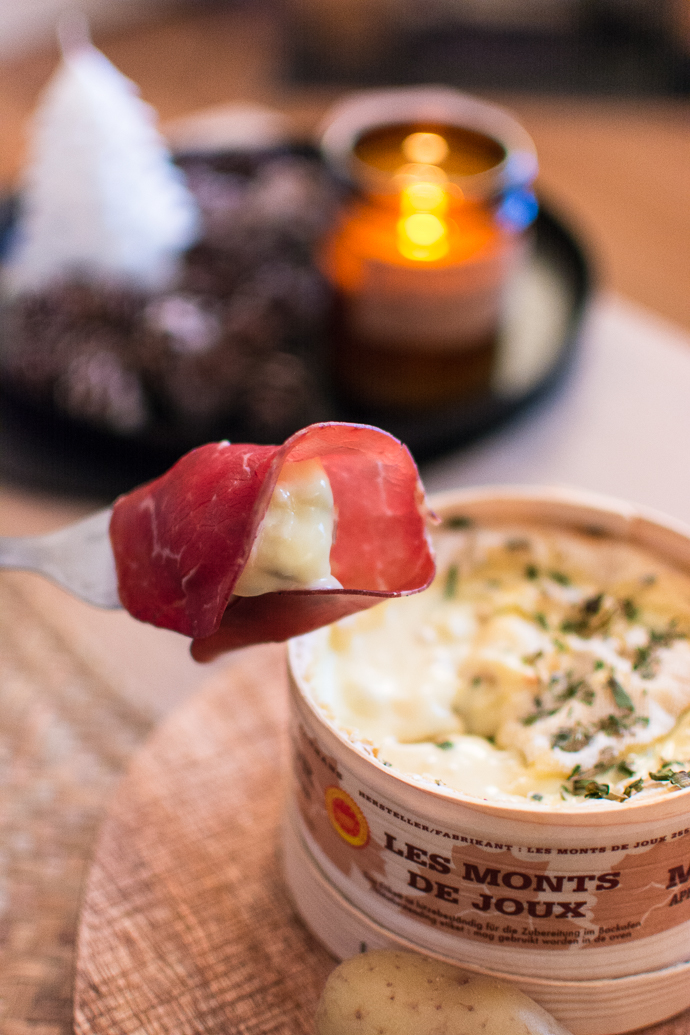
<box><xmin>324</xmin><ymin>786</ymin><xmax>370</xmax><ymax>848</ymax></box>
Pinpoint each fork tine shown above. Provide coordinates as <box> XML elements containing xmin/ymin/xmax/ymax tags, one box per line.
<box><xmin>0</xmin><ymin>507</ymin><xmax>121</xmax><ymax>608</ymax></box>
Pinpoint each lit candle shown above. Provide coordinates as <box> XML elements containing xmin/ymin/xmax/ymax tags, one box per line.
<box><xmin>320</xmin><ymin>88</ymin><xmax>538</xmax><ymax>410</ymax></box>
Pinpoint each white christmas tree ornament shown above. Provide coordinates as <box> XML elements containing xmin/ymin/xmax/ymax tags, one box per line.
<box><xmin>4</xmin><ymin>42</ymin><xmax>200</xmax><ymax>294</ymax></box>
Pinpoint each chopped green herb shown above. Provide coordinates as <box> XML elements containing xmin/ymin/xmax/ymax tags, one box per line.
<box><xmin>555</xmin><ymin>679</ymin><xmax>583</xmax><ymax>704</ymax></box>
<box><xmin>522</xmin><ymin>707</ymin><xmax>558</xmax><ymax>726</ymax></box>
<box><xmin>570</xmin><ymin>779</ymin><xmax>626</xmax><ymax>802</ymax></box>
<box><xmin>553</xmin><ymin>638</ymin><xmax>567</xmax><ymax>652</ymax></box>
<box><xmin>637</xmin><ymin>621</ymin><xmax>686</xmax><ymax>678</ymax></box>
<box><xmin>446</xmin><ymin>515</ymin><xmax>474</xmax><ymax>530</ymax></box>
<box><xmin>621</xmin><ymin>598</ymin><xmax>639</xmax><ymax>621</ymax></box>
<box><xmin>523</xmin><ymin>674</ymin><xmax>598</xmax><ymax>727</ymax></box>
<box><xmin>650</xmin><ymin>620</ymin><xmax>684</xmax><ymax>647</ymax></box>
<box><xmin>594</xmin><ymin>659</ymin><xmax>605</xmax><ymax>670</ymax></box>
<box><xmin>530</xmin><ymin>793</ymin><xmax>543</xmax><ymax>801</ymax></box>
<box><xmin>444</xmin><ymin>565</ymin><xmax>458</xmax><ymax>598</ymax></box>
<box><xmin>561</xmin><ymin>594</ymin><xmax>608</xmax><ymax>636</ymax></box>
<box><xmin>505</xmin><ymin>538</ymin><xmax>530</xmax><ymax>551</ymax></box>
<box><xmin>522</xmin><ymin>651</ymin><xmax>543</xmax><ymax>665</ymax></box>
<box><xmin>382</xmin><ymin>760</ymin><xmax>392</xmax><ymax>767</ymax></box>
<box><xmin>599</xmin><ymin>714</ymin><xmax>626</xmax><ymax>736</ymax></box>
<box><xmin>648</xmin><ymin>762</ymin><xmax>689</xmax><ymax>786</ymax></box>
<box><xmin>598</xmin><ymin>713</ymin><xmax>648</xmax><ymax>737</ymax></box>
<box><xmin>471</xmin><ymin>675</ymin><xmax>482</xmax><ymax>687</ymax></box>
<box><xmin>564</xmin><ymin>758</ymin><xmax>620</xmax><ymax>795</ymax></box>
<box><xmin>617</xmin><ymin>760</ymin><xmax>635</xmax><ymax>778</ymax></box>
<box><xmin>572</xmin><ymin>779</ymin><xmax>609</xmax><ymax>798</ymax></box>
<box><xmin>551</xmin><ymin>723</ymin><xmax>594</xmax><ymax>752</ymax></box>
<box><xmin>549</xmin><ymin>570</ymin><xmax>571</xmax><ymax>586</ymax></box>
<box><xmin>633</xmin><ymin>625</ymin><xmax>685</xmax><ymax>678</ymax></box>
<box><xmin>592</xmin><ymin>750</ymin><xmax>616</xmax><ymax>774</ymax></box>
<box><xmin>525</xmin><ymin>564</ymin><xmax>539</xmax><ymax>580</ymax></box>
<box><xmin>534</xmin><ymin>611</ymin><xmax>549</xmax><ymax>630</ymax></box>
<box><xmin>585</xmin><ymin>783</ymin><xmax>608</xmax><ymax>797</ymax></box>
<box><xmin>633</xmin><ymin>645</ymin><xmax>656</xmax><ymax>678</ymax></box>
<box><xmin>609</xmin><ymin>676</ymin><xmax>634</xmax><ymax>712</ymax></box>
<box><xmin>435</xmin><ymin>741</ymin><xmax>454</xmax><ymax>750</ymax></box>
<box><xmin>624</xmin><ymin>778</ymin><xmax>644</xmax><ymax>798</ymax></box>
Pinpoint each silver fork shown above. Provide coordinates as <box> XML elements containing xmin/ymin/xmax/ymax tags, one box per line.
<box><xmin>0</xmin><ymin>507</ymin><xmax>121</xmax><ymax>608</ymax></box>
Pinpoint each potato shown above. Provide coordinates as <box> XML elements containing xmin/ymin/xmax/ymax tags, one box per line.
<box><xmin>315</xmin><ymin>950</ymin><xmax>572</xmax><ymax>1035</ymax></box>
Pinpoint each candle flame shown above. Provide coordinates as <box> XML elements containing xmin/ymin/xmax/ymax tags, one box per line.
<box><xmin>401</xmin><ymin>181</ymin><xmax>447</xmax><ymax>217</ymax></box>
<box><xmin>395</xmin><ymin>132</ymin><xmax>453</xmax><ymax>261</ymax></box>
<box><xmin>397</xmin><ymin>180</ymin><xmax>449</xmax><ymax>261</ymax></box>
<box><xmin>401</xmin><ymin>213</ymin><xmax>446</xmax><ymax>246</ymax></box>
<box><xmin>402</xmin><ymin>131</ymin><xmax>449</xmax><ymax>166</ymax></box>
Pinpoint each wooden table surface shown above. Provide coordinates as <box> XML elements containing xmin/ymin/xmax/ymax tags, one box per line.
<box><xmin>0</xmin><ymin>6</ymin><xmax>688</xmax><ymax>1034</ymax></box>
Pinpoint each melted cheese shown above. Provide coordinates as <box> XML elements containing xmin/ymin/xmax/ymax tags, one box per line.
<box><xmin>300</xmin><ymin>522</ymin><xmax>690</xmax><ymax>806</ymax></box>
<box><xmin>233</xmin><ymin>458</ymin><xmax>342</xmax><ymax>596</ymax></box>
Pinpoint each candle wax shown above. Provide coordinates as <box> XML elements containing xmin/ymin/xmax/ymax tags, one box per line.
<box><xmin>320</xmin><ymin>104</ymin><xmax>536</xmax><ymax>410</ymax></box>
<box><xmin>354</xmin><ymin>122</ymin><xmax>506</xmax><ymax>179</ymax></box>
<box><xmin>323</xmin><ymin>196</ymin><xmax>520</xmax><ymax>409</ymax></box>
<box><xmin>327</xmin><ymin>196</ymin><xmax>505</xmax><ymax>290</ymax></box>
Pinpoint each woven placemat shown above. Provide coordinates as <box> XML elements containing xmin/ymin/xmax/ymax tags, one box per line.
<box><xmin>74</xmin><ymin>644</ymin><xmax>335</xmax><ymax>1034</ymax></box>
<box><xmin>73</xmin><ymin>643</ymin><xmax>690</xmax><ymax>1035</ymax></box>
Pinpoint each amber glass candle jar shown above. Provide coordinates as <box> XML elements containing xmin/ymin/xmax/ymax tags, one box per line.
<box><xmin>320</xmin><ymin>88</ymin><xmax>538</xmax><ymax>410</ymax></box>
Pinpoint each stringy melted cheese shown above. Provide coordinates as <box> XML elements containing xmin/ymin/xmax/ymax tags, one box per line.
<box><xmin>299</xmin><ymin>521</ymin><xmax>690</xmax><ymax>806</ymax></box>
<box><xmin>233</xmin><ymin>458</ymin><xmax>341</xmax><ymax>597</ymax></box>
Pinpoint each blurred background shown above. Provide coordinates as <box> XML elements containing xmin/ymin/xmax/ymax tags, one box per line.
<box><xmin>0</xmin><ymin>0</ymin><xmax>688</xmax><ymax>331</ymax></box>
<box><xmin>3</xmin><ymin>0</ymin><xmax>689</xmax><ymax>92</ymax></box>
<box><xmin>287</xmin><ymin>0</ymin><xmax>690</xmax><ymax>93</ymax></box>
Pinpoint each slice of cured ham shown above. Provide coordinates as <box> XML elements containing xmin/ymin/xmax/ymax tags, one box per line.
<box><xmin>109</xmin><ymin>422</ymin><xmax>435</xmax><ymax>659</ymax></box>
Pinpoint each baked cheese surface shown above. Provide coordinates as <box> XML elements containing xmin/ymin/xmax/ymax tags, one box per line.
<box><xmin>301</xmin><ymin>520</ymin><xmax>690</xmax><ymax>806</ymax></box>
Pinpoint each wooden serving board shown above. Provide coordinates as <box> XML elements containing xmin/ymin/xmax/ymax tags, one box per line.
<box><xmin>74</xmin><ymin>644</ymin><xmax>335</xmax><ymax>1034</ymax></box>
<box><xmin>74</xmin><ymin>643</ymin><xmax>690</xmax><ymax>1035</ymax></box>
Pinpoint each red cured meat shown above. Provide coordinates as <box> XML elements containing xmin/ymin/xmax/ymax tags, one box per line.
<box><xmin>109</xmin><ymin>422</ymin><xmax>435</xmax><ymax>659</ymax></box>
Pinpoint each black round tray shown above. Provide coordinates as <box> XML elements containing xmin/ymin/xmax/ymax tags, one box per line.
<box><xmin>0</xmin><ymin>193</ymin><xmax>590</xmax><ymax>501</ymax></box>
